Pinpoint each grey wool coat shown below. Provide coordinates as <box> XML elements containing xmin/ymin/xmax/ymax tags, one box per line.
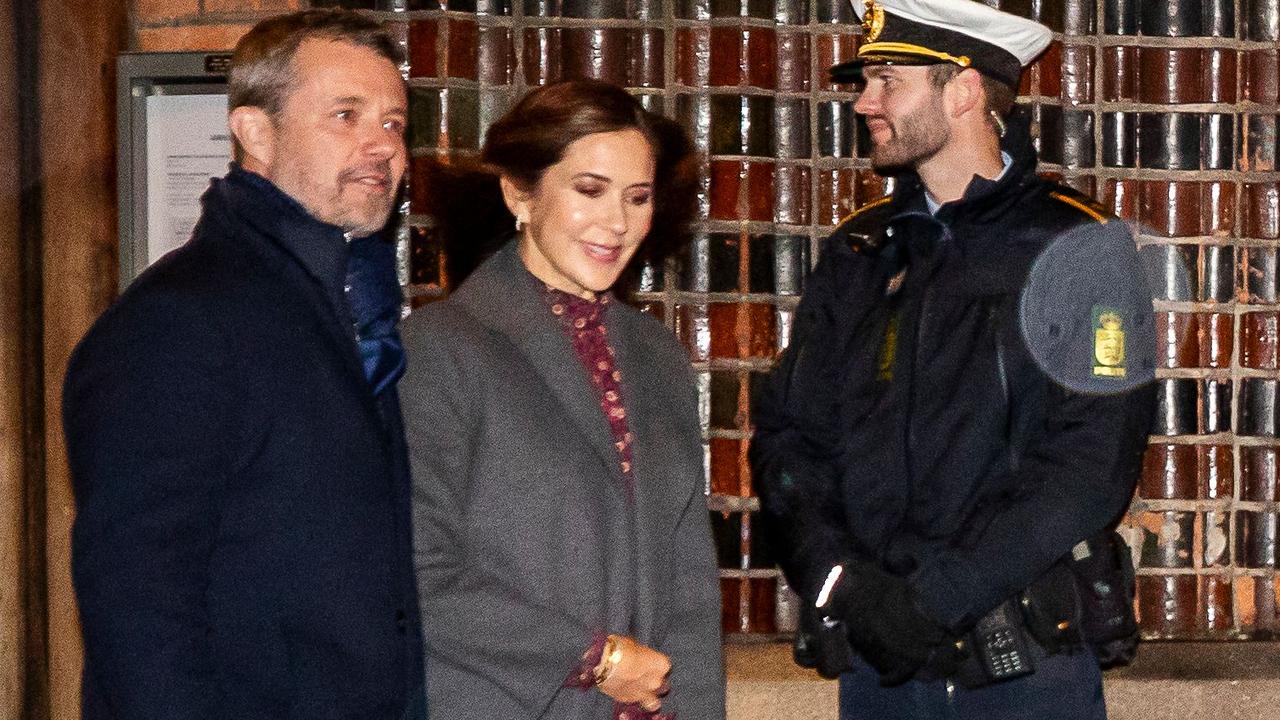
<box><xmin>400</xmin><ymin>242</ymin><xmax>726</xmax><ymax>720</ymax></box>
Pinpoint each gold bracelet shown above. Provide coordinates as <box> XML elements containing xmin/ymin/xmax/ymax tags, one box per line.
<box><xmin>593</xmin><ymin>635</ymin><xmax>624</xmax><ymax>686</ymax></box>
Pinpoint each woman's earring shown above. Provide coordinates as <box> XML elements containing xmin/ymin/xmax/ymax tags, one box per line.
<box><xmin>514</xmin><ymin>216</ymin><xmax>523</xmax><ymax>232</ymax></box>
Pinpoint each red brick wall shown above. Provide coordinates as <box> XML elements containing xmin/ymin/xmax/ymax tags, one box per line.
<box><xmin>131</xmin><ymin>0</ymin><xmax>304</xmax><ymax>51</ymax></box>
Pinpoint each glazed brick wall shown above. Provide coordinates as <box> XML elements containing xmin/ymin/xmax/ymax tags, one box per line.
<box><xmin>388</xmin><ymin>0</ymin><xmax>1280</xmax><ymax>642</ymax></box>
<box><xmin>130</xmin><ymin>0</ymin><xmax>1280</xmax><ymax>642</ymax></box>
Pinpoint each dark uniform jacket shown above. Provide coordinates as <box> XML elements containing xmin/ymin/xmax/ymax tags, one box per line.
<box><xmin>64</xmin><ymin>167</ymin><xmax>423</xmax><ymax>720</ymax></box>
<box><xmin>750</xmin><ymin>116</ymin><xmax>1155</xmax><ymax>634</ymax></box>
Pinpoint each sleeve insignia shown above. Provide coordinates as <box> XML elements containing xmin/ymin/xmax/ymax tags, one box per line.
<box><xmin>838</xmin><ymin>195</ymin><xmax>892</xmax><ymax>228</ymax></box>
<box><xmin>876</xmin><ymin>311</ymin><xmax>899</xmax><ymax>381</ymax></box>
<box><xmin>1093</xmin><ymin>306</ymin><xmax>1126</xmax><ymax>377</ymax></box>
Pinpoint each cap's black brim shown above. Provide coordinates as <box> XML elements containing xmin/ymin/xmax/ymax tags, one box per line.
<box><xmin>828</xmin><ymin>55</ymin><xmax>949</xmax><ymax>85</ymax></box>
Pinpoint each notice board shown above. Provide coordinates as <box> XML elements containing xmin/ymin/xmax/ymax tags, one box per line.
<box><xmin>117</xmin><ymin>51</ymin><xmax>232</xmax><ymax>290</ymax></box>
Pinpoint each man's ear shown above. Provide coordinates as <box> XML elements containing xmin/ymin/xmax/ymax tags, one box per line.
<box><xmin>945</xmin><ymin>68</ymin><xmax>983</xmax><ymax>120</ymax></box>
<box><xmin>498</xmin><ymin>175</ymin><xmax>532</xmax><ymax>228</ymax></box>
<box><xmin>229</xmin><ymin>106</ymin><xmax>276</xmax><ymax>173</ymax></box>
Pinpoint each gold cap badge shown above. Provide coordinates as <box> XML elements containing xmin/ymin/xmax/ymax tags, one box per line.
<box><xmin>863</xmin><ymin>0</ymin><xmax>885</xmax><ymax>42</ymax></box>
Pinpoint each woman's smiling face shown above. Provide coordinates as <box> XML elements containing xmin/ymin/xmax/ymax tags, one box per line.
<box><xmin>510</xmin><ymin>128</ymin><xmax>656</xmax><ymax>299</ymax></box>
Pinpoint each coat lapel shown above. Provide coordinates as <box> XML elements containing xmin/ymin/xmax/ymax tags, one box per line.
<box><xmin>454</xmin><ymin>243</ymin><xmax>708</xmax><ymax>645</ymax></box>
<box><xmin>454</xmin><ymin>245</ymin><xmax>627</xmax><ymax>488</ymax></box>
<box><xmin>609</xmin><ymin>306</ymin><xmax>701</xmax><ymax>643</ymax></box>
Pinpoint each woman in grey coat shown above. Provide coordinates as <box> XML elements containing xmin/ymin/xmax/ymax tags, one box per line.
<box><xmin>400</xmin><ymin>80</ymin><xmax>725</xmax><ymax>720</ymax></box>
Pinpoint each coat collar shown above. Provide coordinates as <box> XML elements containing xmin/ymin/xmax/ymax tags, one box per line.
<box><xmin>878</xmin><ymin>110</ymin><xmax>1048</xmax><ymax>295</ymax></box>
<box><xmin>886</xmin><ymin>107</ymin><xmax>1039</xmax><ymax>225</ymax></box>
<box><xmin>451</xmin><ymin>242</ymin><xmax>697</xmax><ymax>641</ymax></box>
<box><xmin>200</xmin><ymin>164</ymin><xmax>389</xmax><ymax>433</ymax></box>
<box><xmin>203</xmin><ymin>164</ymin><xmax>356</xmax><ymax>306</ymax></box>
<box><xmin>452</xmin><ymin>242</ymin><xmax>627</xmax><ymax>489</ymax></box>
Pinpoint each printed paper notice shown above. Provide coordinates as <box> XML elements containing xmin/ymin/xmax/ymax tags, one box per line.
<box><xmin>145</xmin><ymin>94</ymin><xmax>231</xmax><ymax>266</ymax></box>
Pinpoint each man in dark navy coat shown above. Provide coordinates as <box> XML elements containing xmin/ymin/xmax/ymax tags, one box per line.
<box><xmin>63</xmin><ymin>10</ymin><xmax>423</xmax><ymax>719</ymax></box>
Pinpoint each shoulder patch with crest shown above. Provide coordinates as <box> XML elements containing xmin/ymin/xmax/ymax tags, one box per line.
<box><xmin>1092</xmin><ymin>306</ymin><xmax>1127</xmax><ymax>377</ymax></box>
<box><xmin>1019</xmin><ymin>220</ymin><xmax>1156</xmax><ymax>395</ymax></box>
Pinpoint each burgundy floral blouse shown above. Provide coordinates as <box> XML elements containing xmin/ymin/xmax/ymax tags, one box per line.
<box><xmin>544</xmin><ymin>286</ymin><xmax>673</xmax><ymax>720</ymax></box>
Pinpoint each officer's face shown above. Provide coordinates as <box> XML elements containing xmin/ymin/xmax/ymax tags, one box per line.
<box><xmin>854</xmin><ymin>65</ymin><xmax>951</xmax><ymax>172</ymax></box>
<box><xmin>508</xmin><ymin>129</ymin><xmax>656</xmax><ymax>299</ymax></box>
<box><xmin>257</xmin><ymin>39</ymin><xmax>408</xmax><ymax>237</ymax></box>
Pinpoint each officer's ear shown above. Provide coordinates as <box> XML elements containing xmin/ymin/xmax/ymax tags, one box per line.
<box><xmin>945</xmin><ymin>68</ymin><xmax>984</xmax><ymax>121</ymax></box>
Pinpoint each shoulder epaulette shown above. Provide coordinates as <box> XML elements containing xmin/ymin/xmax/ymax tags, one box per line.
<box><xmin>1049</xmin><ymin>191</ymin><xmax>1109</xmax><ymax>224</ymax></box>
<box><xmin>837</xmin><ymin>195</ymin><xmax>893</xmax><ymax>228</ymax></box>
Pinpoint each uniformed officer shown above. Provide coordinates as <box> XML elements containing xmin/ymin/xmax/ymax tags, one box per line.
<box><xmin>749</xmin><ymin>1</ymin><xmax>1157</xmax><ymax>718</ymax></box>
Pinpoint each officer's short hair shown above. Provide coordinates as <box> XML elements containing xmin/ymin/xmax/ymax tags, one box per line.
<box><xmin>227</xmin><ymin>9</ymin><xmax>404</xmax><ymax>162</ymax></box>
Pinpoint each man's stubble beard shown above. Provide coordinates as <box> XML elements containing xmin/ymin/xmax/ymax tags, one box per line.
<box><xmin>867</xmin><ymin>98</ymin><xmax>950</xmax><ymax>174</ymax></box>
<box><xmin>283</xmin><ymin>163</ymin><xmax>400</xmax><ymax>237</ymax></box>
<box><xmin>335</xmin><ymin>160</ymin><xmax>400</xmax><ymax>235</ymax></box>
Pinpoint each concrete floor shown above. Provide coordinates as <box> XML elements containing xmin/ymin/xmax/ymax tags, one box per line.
<box><xmin>1105</xmin><ymin>642</ymin><xmax>1280</xmax><ymax>720</ymax></box>
<box><xmin>725</xmin><ymin>643</ymin><xmax>835</xmax><ymax>719</ymax></box>
<box><xmin>724</xmin><ymin>642</ymin><xmax>1280</xmax><ymax>719</ymax></box>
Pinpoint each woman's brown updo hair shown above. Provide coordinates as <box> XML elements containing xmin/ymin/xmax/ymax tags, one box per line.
<box><xmin>424</xmin><ymin>79</ymin><xmax>698</xmax><ymax>287</ymax></box>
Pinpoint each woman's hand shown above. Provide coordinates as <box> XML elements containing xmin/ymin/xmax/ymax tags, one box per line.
<box><xmin>595</xmin><ymin>635</ymin><xmax>672</xmax><ymax>712</ymax></box>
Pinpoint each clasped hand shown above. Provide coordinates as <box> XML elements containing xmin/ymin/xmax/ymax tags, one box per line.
<box><xmin>595</xmin><ymin>635</ymin><xmax>672</xmax><ymax>713</ymax></box>
<box><xmin>808</xmin><ymin>562</ymin><xmax>965</xmax><ymax>686</ymax></box>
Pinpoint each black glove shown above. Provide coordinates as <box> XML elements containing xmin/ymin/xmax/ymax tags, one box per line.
<box><xmin>793</xmin><ymin>602</ymin><xmax>855</xmax><ymax>679</ymax></box>
<box><xmin>819</xmin><ymin>562</ymin><xmax>964</xmax><ymax>686</ymax></box>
